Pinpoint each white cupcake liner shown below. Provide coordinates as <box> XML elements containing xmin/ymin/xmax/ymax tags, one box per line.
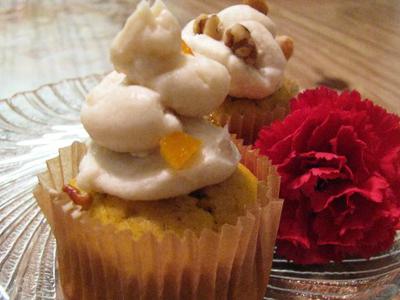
<box><xmin>34</xmin><ymin>140</ymin><xmax>282</xmax><ymax>300</ymax></box>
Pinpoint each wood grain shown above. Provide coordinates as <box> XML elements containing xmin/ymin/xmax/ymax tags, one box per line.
<box><xmin>1</xmin><ymin>0</ymin><xmax>399</xmax><ymax>114</ymax></box>
<box><xmin>269</xmin><ymin>0</ymin><xmax>400</xmax><ymax>114</ymax></box>
<box><xmin>169</xmin><ymin>0</ymin><xmax>400</xmax><ymax>113</ymax></box>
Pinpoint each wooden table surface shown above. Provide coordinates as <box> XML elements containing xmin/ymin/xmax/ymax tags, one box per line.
<box><xmin>1</xmin><ymin>0</ymin><xmax>399</xmax><ymax>114</ymax></box>
<box><xmin>267</xmin><ymin>0</ymin><xmax>400</xmax><ymax>114</ymax></box>
<box><xmin>171</xmin><ymin>0</ymin><xmax>400</xmax><ymax>114</ymax></box>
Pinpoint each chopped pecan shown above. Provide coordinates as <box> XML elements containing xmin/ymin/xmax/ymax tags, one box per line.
<box><xmin>63</xmin><ymin>184</ymin><xmax>93</xmax><ymax>210</ymax></box>
<box><xmin>276</xmin><ymin>35</ymin><xmax>294</xmax><ymax>60</ymax></box>
<box><xmin>242</xmin><ymin>0</ymin><xmax>269</xmax><ymax>15</ymax></box>
<box><xmin>224</xmin><ymin>24</ymin><xmax>257</xmax><ymax>65</ymax></box>
<box><xmin>193</xmin><ymin>14</ymin><xmax>223</xmax><ymax>40</ymax></box>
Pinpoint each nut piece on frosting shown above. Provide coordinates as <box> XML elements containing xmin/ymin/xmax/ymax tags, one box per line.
<box><xmin>63</xmin><ymin>179</ymin><xmax>92</xmax><ymax>210</ymax></box>
<box><xmin>242</xmin><ymin>0</ymin><xmax>269</xmax><ymax>15</ymax></box>
<box><xmin>276</xmin><ymin>35</ymin><xmax>294</xmax><ymax>60</ymax></box>
<box><xmin>182</xmin><ymin>0</ymin><xmax>293</xmax><ymax>99</ymax></box>
<box><xmin>193</xmin><ymin>14</ymin><xmax>223</xmax><ymax>40</ymax></box>
<box><xmin>224</xmin><ymin>24</ymin><xmax>257</xmax><ymax>65</ymax></box>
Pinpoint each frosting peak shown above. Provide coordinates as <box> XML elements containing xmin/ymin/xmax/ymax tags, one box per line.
<box><xmin>111</xmin><ymin>0</ymin><xmax>181</xmax><ymax>84</ymax></box>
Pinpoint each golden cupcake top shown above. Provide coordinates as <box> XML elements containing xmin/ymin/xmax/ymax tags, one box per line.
<box><xmin>182</xmin><ymin>0</ymin><xmax>294</xmax><ymax>99</ymax></box>
<box><xmin>88</xmin><ymin>164</ymin><xmax>258</xmax><ymax>239</ymax></box>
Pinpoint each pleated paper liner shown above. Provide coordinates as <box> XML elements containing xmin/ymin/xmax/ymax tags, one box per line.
<box><xmin>210</xmin><ymin>79</ymin><xmax>299</xmax><ymax>145</ymax></box>
<box><xmin>34</xmin><ymin>139</ymin><xmax>282</xmax><ymax>300</ymax></box>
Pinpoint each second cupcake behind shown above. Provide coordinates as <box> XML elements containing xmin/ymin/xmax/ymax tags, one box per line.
<box><xmin>182</xmin><ymin>0</ymin><xmax>299</xmax><ymax>144</ymax></box>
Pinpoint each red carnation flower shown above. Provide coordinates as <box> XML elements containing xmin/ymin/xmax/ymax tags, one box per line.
<box><xmin>255</xmin><ymin>87</ymin><xmax>400</xmax><ymax>264</ymax></box>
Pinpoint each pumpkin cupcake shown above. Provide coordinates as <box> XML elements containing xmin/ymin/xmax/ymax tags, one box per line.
<box><xmin>34</xmin><ymin>1</ymin><xmax>282</xmax><ymax>299</ymax></box>
<box><xmin>182</xmin><ymin>0</ymin><xmax>299</xmax><ymax>144</ymax></box>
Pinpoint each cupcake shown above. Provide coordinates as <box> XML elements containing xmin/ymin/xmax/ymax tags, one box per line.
<box><xmin>182</xmin><ymin>0</ymin><xmax>299</xmax><ymax>144</ymax></box>
<box><xmin>34</xmin><ymin>1</ymin><xmax>283</xmax><ymax>299</ymax></box>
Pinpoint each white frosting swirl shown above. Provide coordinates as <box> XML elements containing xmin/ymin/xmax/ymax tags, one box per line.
<box><xmin>77</xmin><ymin>119</ymin><xmax>240</xmax><ymax>201</ymax></box>
<box><xmin>81</xmin><ymin>71</ymin><xmax>182</xmax><ymax>154</ymax></box>
<box><xmin>111</xmin><ymin>0</ymin><xmax>181</xmax><ymax>84</ymax></box>
<box><xmin>111</xmin><ymin>0</ymin><xmax>230</xmax><ymax>117</ymax></box>
<box><xmin>218</xmin><ymin>5</ymin><xmax>277</xmax><ymax>37</ymax></box>
<box><xmin>151</xmin><ymin>54</ymin><xmax>230</xmax><ymax>117</ymax></box>
<box><xmin>78</xmin><ymin>0</ymin><xmax>239</xmax><ymax>201</ymax></box>
<box><xmin>182</xmin><ymin>5</ymin><xmax>287</xmax><ymax>99</ymax></box>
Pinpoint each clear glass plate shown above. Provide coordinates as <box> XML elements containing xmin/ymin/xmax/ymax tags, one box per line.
<box><xmin>0</xmin><ymin>76</ymin><xmax>399</xmax><ymax>300</ymax></box>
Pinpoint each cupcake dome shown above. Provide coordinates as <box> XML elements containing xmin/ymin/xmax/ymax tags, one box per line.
<box><xmin>88</xmin><ymin>164</ymin><xmax>258</xmax><ymax>240</ymax></box>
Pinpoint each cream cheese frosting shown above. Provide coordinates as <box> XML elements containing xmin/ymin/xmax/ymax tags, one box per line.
<box><xmin>110</xmin><ymin>0</ymin><xmax>230</xmax><ymax>117</ymax></box>
<box><xmin>110</xmin><ymin>0</ymin><xmax>181</xmax><ymax>85</ymax></box>
<box><xmin>81</xmin><ymin>71</ymin><xmax>182</xmax><ymax>154</ymax></box>
<box><xmin>218</xmin><ymin>5</ymin><xmax>277</xmax><ymax>37</ymax></box>
<box><xmin>151</xmin><ymin>54</ymin><xmax>230</xmax><ymax>117</ymax></box>
<box><xmin>77</xmin><ymin>119</ymin><xmax>240</xmax><ymax>201</ymax></box>
<box><xmin>77</xmin><ymin>0</ymin><xmax>239</xmax><ymax>201</ymax></box>
<box><xmin>182</xmin><ymin>4</ymin><xmax>287</xmax><ymax>99</ymax></box>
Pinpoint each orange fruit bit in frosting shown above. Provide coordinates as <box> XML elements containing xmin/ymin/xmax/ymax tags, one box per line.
<box><xmin>181</xmin><ymin>41</ymin><xmax>193</xmax><ymax>55</ymax></box>
<box><xmin>160</xmin><ymin>132</ymin><xmax>202</xmax><ymax>170</ymax></box>
<box><xmin>62</xmin><ymin>179</ymin><xmax>93</xmax><ymax>210</ymax></box>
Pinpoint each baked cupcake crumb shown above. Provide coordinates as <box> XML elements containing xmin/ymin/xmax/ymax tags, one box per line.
<box><xmin>212</xmin><ymin>78</ymin><xmax>299</xmax><ymax>118</ymax></box>
<box><xmin>88</xmin><ymin>164</ymin><xmax>257</xmax><ymax>240</ymax></box>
